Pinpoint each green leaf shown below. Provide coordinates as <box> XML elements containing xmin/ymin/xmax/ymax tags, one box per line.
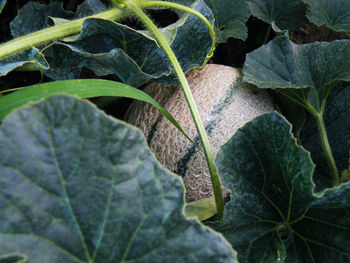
<box><xmin>9</xmin><ymin>0</ymin><xmax>104</xmax><ymax>38</ymax></box>
<box><xmin>8</xmin><ymin>0</ymin><xmax>214</xmax><ymax>86</ymax></box>
<box><xmin>203</xmin><ymin>0</ymin><xmax>250</xmax><ymax>42</ymax></box>
<box><xmin>300</xmin><ymin>83</ymin><xmax>350</xmax><ymax>190</ymax></box>
<box><xmin>303</xmin><ymin>0</ymin><xmax>350</xmax><ymax>34</ymax></box>
<box><xmin>0</xmin><ymin>0</ymin><xmax>6</xmax><ymax>14</ymax></box>
<box><xmin>10</xmin><ymin>2</ymin><xmax>74</xmax><ymax>38</ymax></box>
<box><xmin>184</xmin><ymin>197</ymin><xmax>217</xmax><ymax>221</ymax></box>
<box><xmin>207</xmin><ymin>112</ymin><xmax>350</xmax><ymax>262</ymax></box>
<box><xmin>246</xmin><ymin>0</ymin><xmax>307</xmax><ymax>30</ymax></box>
<box><xmin>1</xmin><ymin>0</ymin><xmax>105</xmax><ymax>77</ymax></box>
<box><xmin>0</xmin><ymin>48</ymin><xmax>49</xmax><ymax>77</ymax></box>
<box><xmin>0</xmin><ymin>95</ymin><xmax>237</xmax><ymax>263</ymax></box>
<box><xmin>243</xmin><ymin>35</ymin><xmax>350</xmax><ymax>111</ymax></box>
<box><xmin>0</xmin><ymin>79</ymin><xmax>195</xmax><ymax>147</ymax></box>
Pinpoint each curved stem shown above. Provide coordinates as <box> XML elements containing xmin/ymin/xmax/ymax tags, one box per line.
<box><xmin>126</xmin><ymin>0</ymin><xmax>224</xmax><ymax>218</ymax></box>
<box><xmin>0</xmin><ymin>8</ymin><xmax>126</xmax><ymax>60</ymax></box>
<box><xmin>307</xmin><ymin>106</ymin><xmax>339</xmax><ymax>186</ymax></box>
<box><xmin>138</xmin><ymin>1</ymin><xmax>215</xmax><ymax>65</ymax></box>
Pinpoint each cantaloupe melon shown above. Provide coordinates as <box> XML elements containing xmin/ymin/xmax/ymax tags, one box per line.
<box><xmin>124</xmin><ymin>64</ymin><xmax>274</xmax><ymax>202</ymax></box>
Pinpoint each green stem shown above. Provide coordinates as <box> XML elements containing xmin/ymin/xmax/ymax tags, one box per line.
<box><xmin>126</xmin><ymin>0</ymin><xmax>224</xmax><ymax>219</ymax></box>
<box><xmin>0</xmin><ymin>8</ymin><xmax>126</xmax><ymax>60</ymax></box>
<box><xmin>308</xmin><ymin>107</ymin><xmax>339</xmax><ymax>186</ymax></box>
<box><xmin>138</xmin><ymin>1</ymin><xmax>215</xmax><ymax>65</ymax></box>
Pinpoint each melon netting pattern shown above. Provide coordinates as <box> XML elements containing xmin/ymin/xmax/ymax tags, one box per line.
<box><xmin>125</xmin><ymin>64</ymin><xmax>275</xmax><ymax>202</ymax></box>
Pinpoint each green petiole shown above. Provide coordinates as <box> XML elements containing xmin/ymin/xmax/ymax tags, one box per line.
<box><xmin>124</xmin><ymin>0</ymin><xmax>225</xmax><ymax>219</ymax></box>
<box><xmin>0</xmin><ymin>8</ymin><xmax>126</xmax><ymax>60</ymax></box>
<box><xmin>306</xmin><ymin>104</ymin><xmax>339</xmax><ymax>186</ymax></box>
<box><xmin>137</xmin><ymin>0</ymin><xmax>216</xmax><ymax>65</ymax></box>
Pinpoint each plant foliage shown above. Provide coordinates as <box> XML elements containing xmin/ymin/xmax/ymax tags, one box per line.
<box><xmin>0</xmin><ymin>48</ymin><xmax>48</xmax><ymax>76</ymax></box>
<box><xmin>299</xmin><ymin>83</ymin><xmax>350</xmax><ymax>189</ymax></box>
<box><xmin>0</xmin><ymin>0</ymin><xmax>350</xmax><ymax>262</ymax></box>
<box><xmin>203</xmin><ymin>0</ymin><xmax>250</xmax><ymax>42</ymax></box>
<box><xmin>303</xmin><ymin>0</ymin><xmax>350</xmax><ymax>35</ymax></box>
<box><xmin>4</xmin><ymin>0</ymin><xmax>214</xmax><ymax>86</ymax></box>
<box><xmin>208</xmin><ymin>112</ymin><xmax>350</xmax><ymax>263</ymax></box>
<box><xmin>246</xmin><ymin>0</ymin><xmax>307</xmax><ymax>30</ymax></box>
<box><xmin>0</xmin><ymin>95</ymin><xmax>237</xmax><ymax>263</ymax></box>
<box><xmin>243</xmin><ymin>35</ymin><xmax>350</xmax><ymax>186</ymax></box>
<box><xmin>243</xmin><ymin>35</ymin><xmax>350</xmax><ymax>110</ymax></box>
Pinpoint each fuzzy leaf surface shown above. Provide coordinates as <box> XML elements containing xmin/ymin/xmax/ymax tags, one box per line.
<box><xmin>0</xmin><ymin>95</ymin><xmax>237</xmax><ymax>263</ymax></box>
<box><xmin>243</xmin><ymin>35</ymin><xmax>350</xmax><ymax>111</ymax></box>
<box><xmin>208</xmin><ymin>112</ymin><xmax>350</xmax><ymax>263</ymax></box>
<box><xmin>246</xmin><ymin>0</ymin><xmax>307</xmax><ymax>30</ymax></box>
<box><xmin>203</xmin><ymin>0</ymin><xmax>250</xmax><ymax>42</ymax></box>
<box><xmin>303</xmin><ymin>0</ymin><xmax>350</xmax><ymax>34</ymax></box>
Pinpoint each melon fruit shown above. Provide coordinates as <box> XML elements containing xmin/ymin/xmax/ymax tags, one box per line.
<box><xmin>124</xmin><ymin>64</ymin><xmax>274</xmax><ymax>202</ymax></box>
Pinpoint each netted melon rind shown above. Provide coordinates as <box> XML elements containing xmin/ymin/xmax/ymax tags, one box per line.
<box><xmin>124</xmin><ymin>64</ymin><xmax>274</xmax><ymax>202</ymax></box>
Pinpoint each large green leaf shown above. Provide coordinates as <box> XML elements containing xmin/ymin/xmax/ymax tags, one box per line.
<box><xmin>208</xmin><ymin>112</ymin><xmax>350</xmax><ymax>262</ymax></box>
<box><xmin>303</xmin><ymin>0</ymin><xmax>350</xmax><ymax>34</ymax></box>
<box><xmin>7</xmin><ymin>0</ymin><xmax>214</xmax><ymax>86</ymax></box>
<box><xmin>0</xmin><ymin>48</ymin><xmax>49</xmax><ymax>77</ymax></box>
<box><xmin>300</xmin><ymin>83</ymin><xmax>350</xmax><ymax>190</ymax></box>
<box><xmin>246</xmin><ymin>0</ymin><xmax>307</xmax><ymax>30</ymax></box>
<box><xmin>243</xmin><ymin>35</ymin><xmax>350</xmax><ymax>111</ymax></box>
<box><xmin>203</xmin><ymin>0</ymin><xmax>250</xmax><ymax>42</ymax></box>
<box><xmin>0</xmin><ymin>95</ymin><xmax>237</xmax><ymax>262</ymax></box>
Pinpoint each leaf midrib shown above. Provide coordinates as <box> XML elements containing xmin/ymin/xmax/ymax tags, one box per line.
<box><xmin>92</xmin><ymin>138</ymin><xmax>123</xmax><ymax>261</ymax></box>
<box><xmin>48</xmin><ymin>123</ymin><xmax>91</xmax><ymax>262</ymax></box>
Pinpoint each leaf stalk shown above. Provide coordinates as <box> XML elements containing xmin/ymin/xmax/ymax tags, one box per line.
<box><xmin>137</xmin><ymin>0</ymin><xmax>216</xmax><ymax>65</ymax></box>
<box><xmin>125</xmin><ymin>0</ymin><xmax>225</xmax><ymax>218</ymax></box>
<box><xmin>0</xmin><ymin>8</ymin><xmax>126</xmax><ymax>60</ymax></box>
<box><xmin>308</xmin><ymin>107</ymin><xmax>339</xmax><ymax>186</ymax></box>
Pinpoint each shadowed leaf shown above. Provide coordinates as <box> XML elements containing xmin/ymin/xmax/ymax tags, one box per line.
<box><xmin>0</xmin><ymin>48</ymin><xmax>49</xmax><ymax>77</ymax></box>
<box><xmin>303</xmin><ymin>0</ymin><xmax>350</xmax><ymax>35</ymax></box>
<box><xmin>6</xmin><ymin>0</ymin><xmax>214</xmax><ymax>86</ymax></box>
<box><xmin>203</xmin><ymin>0</ymin><xmax>250</xmax><ymax>42</ymax></box>
<box><xmin>208</xmin><ymin>112</ymin><xmax>350</xmax><ymax>262</ymax></box>
<box><xmin>246</xmin><ymin>0</ymin><xmax>307</xmax><ymax>30</ymax></box>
